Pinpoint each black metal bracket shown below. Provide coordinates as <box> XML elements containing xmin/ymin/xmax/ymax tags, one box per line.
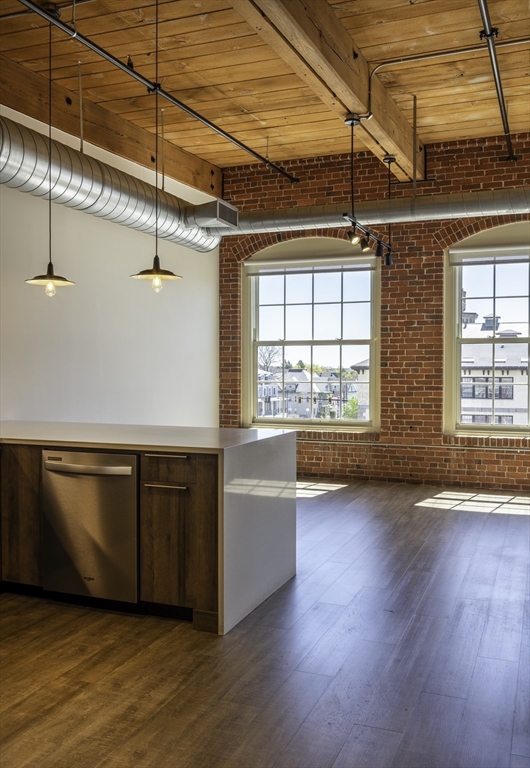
<box><xmin>480</xmin><ymin>27</ymin><xmax>498</xmax><ymax>40</ymax></box>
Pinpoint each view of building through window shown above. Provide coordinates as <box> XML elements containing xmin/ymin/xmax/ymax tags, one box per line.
<box><xmin>458</xmin><ymin>260</ymin><xmax>529</xmax><ymax>428</ymax></box>
<box><xmin>252</xmin><ymin>264</ymin><xmax>375</xmax><ymax>423</ymax></box>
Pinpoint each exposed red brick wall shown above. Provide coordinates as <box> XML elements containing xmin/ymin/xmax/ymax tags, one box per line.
<box><xmin>219</xmin><ymin>133</ymin><xmax>530</xmax><ymax>491</ymax></box>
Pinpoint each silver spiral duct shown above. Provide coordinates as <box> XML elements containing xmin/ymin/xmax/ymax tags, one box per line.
<box><xmin>2</xmin><ymin>116</ymin><xmax>528</xmax><ymax>248</ymax></box>
<box><xmin>0</xmin><ymin>116</ymin><xmax>220</xmax><ymax>253</ymax></box>
<box><xmin>207</xmin><ymin>187</ymin><xmax>530</xmax><ymax>236</ymax></box>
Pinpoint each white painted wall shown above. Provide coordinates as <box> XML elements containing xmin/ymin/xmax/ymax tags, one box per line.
<box><xmin>0</xmin><ymin>112</ymin><xmax>219</xmax><ymax>427</ymax></box>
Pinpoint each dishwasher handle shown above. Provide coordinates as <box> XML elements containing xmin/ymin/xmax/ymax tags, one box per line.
<box><xmin>44</xmin><ymin>460</ymin><xmax>133</xmax><ymax>476</ymax></box>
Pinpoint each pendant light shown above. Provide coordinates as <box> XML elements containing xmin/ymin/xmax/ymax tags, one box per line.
<box><xmin>26</xmin><ymin>22</ymin><xmax>74</xmax><ymax>296</ymax></box>
<box><xmin>131</xmin><ymin>0</ymin><xmax>181</xmax><ymax>292</ymax></box>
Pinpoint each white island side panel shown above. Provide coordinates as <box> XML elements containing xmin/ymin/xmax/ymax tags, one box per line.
<box><xmin>221</xmin><ymin>431</ymin><xmax>296</xmax><ymax>634</ymax></box>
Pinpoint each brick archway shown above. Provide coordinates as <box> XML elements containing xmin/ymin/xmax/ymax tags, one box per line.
<box><xmin>433</xmin><ymin>213</ymin><xmax>529</xmax><ymax>250</ymax></box>
<box><xmin>223</xmin><ymin>227</ymin><xmax>354</xmax><ymax>264</ymax></box>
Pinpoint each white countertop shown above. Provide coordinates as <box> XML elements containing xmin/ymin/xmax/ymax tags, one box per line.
<box><xmin>0</xmin><ymin>421</ymin><xmax>293</xmax><ymax>453</ymax></box>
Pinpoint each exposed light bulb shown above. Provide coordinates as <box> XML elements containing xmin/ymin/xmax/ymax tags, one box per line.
<box><xmin>45</xmin><ymin>281</ymin><xmax>56</xmax><ymax>297</ymax></box>
<box><xmin>152</xmin><ymin>276</ymin><xmax>163</xmax><ymax>293</ymax></box>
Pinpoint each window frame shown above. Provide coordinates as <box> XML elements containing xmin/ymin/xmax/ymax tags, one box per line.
<box><xmin>242</xmin><ymin>253</ymin><xmax>381</xmax><ymax>431</ymax></box>
<box><xmin>444</xmin><ymin>245</ymin><xmax>530</xmax><ymax>436</ymax></box>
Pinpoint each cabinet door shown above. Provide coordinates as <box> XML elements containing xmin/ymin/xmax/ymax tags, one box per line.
<box><xmin>140</xmin><ymin>453</ymin><xmax>218</xmax><ymax>619</ymax></box>
<box><xmin>1</xmin><ymin>444</ymin><xmax>42</xmax><ymax>586</ymax></box>
<box><xmin>140</xmin><ymin>482</ymin><xmax>192</xmax><ymax>607</ymax></box>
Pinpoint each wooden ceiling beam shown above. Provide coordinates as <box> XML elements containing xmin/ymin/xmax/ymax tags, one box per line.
<box><xmin>0</xmin><ymin>54</ymin><xmax>223</xmax><ymax>198</ymax></box>
<box><xmin>231</xmin><ymin>0</ymin><xmax>425</xmax><ymax>181</ymax></box>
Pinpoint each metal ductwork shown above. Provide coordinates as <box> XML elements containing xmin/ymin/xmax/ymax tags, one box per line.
<box><xmin>0</xmin><ymin>116</ymin><xmax>221</xmax><ymax>253</ymax></box>
<box><xmin>207</xmin><ymin>187</ymin><xmax>530</xmax><ymax>236</ymax></box>
<box><xmin>2</xmin><ymin>116</ymin><xmax>528</xmax><ymax>249</ymax></box>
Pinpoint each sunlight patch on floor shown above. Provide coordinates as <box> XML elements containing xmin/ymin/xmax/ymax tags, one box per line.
<box><xmin>416</xmin><ymin>491</ymin><xmax>530</xmax><ymax>515</ymax></box>
<box><xmin>296</xmin><ymin>481</ymin><xmax>348</xmax><ymax>498</ymax></box>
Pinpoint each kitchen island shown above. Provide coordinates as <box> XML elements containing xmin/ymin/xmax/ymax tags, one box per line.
<box><xmin>0</xmin><ymin>421</ymin><xmax>297</xmax><ymax>634</ymax></box>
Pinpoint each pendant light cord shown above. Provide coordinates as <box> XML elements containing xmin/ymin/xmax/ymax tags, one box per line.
<box><xmin>387</xmin><ymin>159</ymin><xmax>392</xmax><ymax>248</ymax></box>
<box><xmin>155</xmin><ymin>0</ymin><xmax>159</xmax><ymax>254</ymax></box>
<box><xmin>350</xmin><ymin>120</ymin><xmax>355</xmax><ymax>220</ymax></box>
<box><xmin>48</xmin><ymin>21</ymin><xmax>52</xmax><ymax>269</ymax></box>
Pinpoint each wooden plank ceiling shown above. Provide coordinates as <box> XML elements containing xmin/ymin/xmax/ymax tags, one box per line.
<box><xmin>0</xmin><ymin>0</ymin><xmax>529</xmax><ymax>194</ymax></box>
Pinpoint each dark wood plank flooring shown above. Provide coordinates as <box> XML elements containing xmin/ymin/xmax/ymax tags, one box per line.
<box><xmin>1</xmin><ymin>480</ymin><xmax>529</xmax><ymax>768</ymax></box>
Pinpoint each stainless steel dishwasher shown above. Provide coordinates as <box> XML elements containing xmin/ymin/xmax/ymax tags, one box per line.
<box><xmin>42</xmin><ymin>450</ymin><xmax>138</xmax><ymax>603</ymax></box>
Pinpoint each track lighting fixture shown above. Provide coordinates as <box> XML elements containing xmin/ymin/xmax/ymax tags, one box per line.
<box><xmin>26</xmin><ymin>22</ymin><xmax>74</xmax><ymax>296</ymax></box>
<box><xmin>342</xmin><ymin>115</ymin><xmax>395</xmax><ymax>262</ymax></box>
<box><xmin>131</xmin><ymin>0</ymin><xmax>181</xmax><ymax>292</ymax></box>
<box><xmin>385</xmin><ymin>249</ymin><xmax>394</xmax><ymax>266</ymax></box>
<box><xmin>360</xmin><ymin>238</ymin><xmax>371</xmax><ymax>253</ymax></box>
<box><xmin>347</xmin><ymin>229</ymin><xmax>361</xmax><ymax>245</ymax></box>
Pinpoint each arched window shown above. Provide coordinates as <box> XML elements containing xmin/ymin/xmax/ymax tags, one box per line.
<box><xmin>242</xmin><ymin>237</ymin><xmax>380</xmax><ymax>428</ymax></box>
<box><xmin>445</xmin><ymin>223</ymin><xmax>529</xmax><ymax>433</ymax></box>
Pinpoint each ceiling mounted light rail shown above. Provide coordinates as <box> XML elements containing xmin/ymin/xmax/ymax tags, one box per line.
<box><xmin>15</xmin><ymin>0</ymin><xmax>299</xmax><ymax>185</ymax></box>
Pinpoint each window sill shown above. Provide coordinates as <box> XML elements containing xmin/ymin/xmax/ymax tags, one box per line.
<box><xmin>248</xmin><ymin>421</ymin><xmax>380</xmax><ymax>441</ymax></box>
<box><xmin>443</xmin><ymin>432</ymin><xmax>530</xmax><ymax>449</ymax></box>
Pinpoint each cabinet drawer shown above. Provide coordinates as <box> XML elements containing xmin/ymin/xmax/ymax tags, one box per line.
<box><xmin>141</xmin><ymin>452</ymin><xmax>199</xmax><ymax>484</ymax></box>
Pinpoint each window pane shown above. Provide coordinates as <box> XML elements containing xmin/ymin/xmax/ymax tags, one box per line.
<box><xmin>285</xmin><ymin>304</ymin><xmax>312</xmax><ymax>340</ymax></box>
<box><xmin>312</xmin><ymin>345</ymin><xmax>340</xmax><ymax>421</ymax></box>
<box><xmin>345</xmin><ymin>345</ymin><xmax>370</xmax><ymax>421</ymax></box>
<box><xmin>283</xmin><ymin>345</ymin><xmax>311</xmax><ymax>373</ymax></box>
<box><xmin>256</xmin><ymin>366</ymin><xmax>282</xmax><ymax>418</ymax></box>
<box><xmin>283</xmin><ymin>351</ymin><xmax>312</xmax><ymax>419</ymax></box>
<box><xmin>495</xmin><ymin>297</ymin><xmax>529</xmax><ymax>337</ymax></box>
<box><xmin>343</xmin><ymin>270</ymin><xmax>371</xmax><ymax>302</ymax></box>
<box><xmin>462</xmin><ymin>264</ymin><xmax>493</xmax><ymax>297</ymax></box>
<box><xmin>496</xmin><ymin>262</ymin><xmax>529</xmax><ymax>297</ymax></box>
<box><xmin>461</xmin><ymin>298</ymin><xmax>494</xmax><ymax>336</ymax></box>
<box><xmin>257</xmin><ymin>345</ymin><xmax>282</xmax><ymax>372</ymax></box>
<box><xmin>259</xmin><ymin>274</ymin><xmax>284</xmax><ymax>305</ymax></box>
<box><xmin>258</xmin><ymin>305</ymin><xmax>284</xmax><ymax>341</ymax></box>
<box><xmin>314</xmin><ymin>272</ymin><xmax>341</xmax><ymax>303</ymax></box>
<box><xmin>343</xmin><ymin>302</ymin><xmax>370</xmax><ymax>339</ymax></box>
<box><xmin>461</xmin><ymin>342</ymin><xmax>493</xmax><ymax>370</ymax></box>
<box><xmin>314</xmin><ymin>303</ymin><xmax>341</xmax><ymax>340</ymax></box>
<box><xmin>286</xmin><ymin>273</ymin><xmax>312</xmax><ymax>304</ymax></box>
<box><xmin>504</xmin><ymin>383</ymin><xmax>528</xmax><ymax>426</ymax></box>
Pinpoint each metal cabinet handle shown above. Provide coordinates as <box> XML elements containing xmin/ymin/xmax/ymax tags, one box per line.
<box><xmin>144</xmin><ymin>483</ymin><xmax>188</xmax><ymax>490</ymax></box>
<box><xmin>45</xmin><ymin>461</ymin><xmax>132</xmax><ymax>476</ymax></box>
<box><xmin>144</xmin><ymin>454</ymin><xmax>188</xmax><ymax>459</ymax></box>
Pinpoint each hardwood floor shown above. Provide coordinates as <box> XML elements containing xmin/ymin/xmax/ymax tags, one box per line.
<box><xmin>1</xmin><ymin>480</ymin><xmax>529</xmax><ymax>768</ymax></box>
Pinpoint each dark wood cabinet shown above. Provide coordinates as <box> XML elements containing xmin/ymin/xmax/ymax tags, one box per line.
<box><xmin>1</xmin><ymin>444</ymin><xmax>42</xmax><ymax>586</ymax></box>
<box><xmin>139</xmin><ymin>452</ymin><xmax>218</xmax><ymax>632</ymax></box>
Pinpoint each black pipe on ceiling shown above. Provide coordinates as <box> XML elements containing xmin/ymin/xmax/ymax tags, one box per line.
<box><xmin>477</xmin><ymin>0</ymin><xmax>518</xmax><ymax>161</ymax></box>
<box><xmin>15</xmin><ymin>0</ymin><xmax>300</xmax><ymax>184</ymax></box>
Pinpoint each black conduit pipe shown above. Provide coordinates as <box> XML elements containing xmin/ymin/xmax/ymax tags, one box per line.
<box><xmin>477</xmin><ymin>0</ymin><xmax>518</xmax><ymax>161</ymax></box>
<box><xmin>15</xmin><ymin>0</ymin><xmax>300</xmax><ymax>184</ymax></box>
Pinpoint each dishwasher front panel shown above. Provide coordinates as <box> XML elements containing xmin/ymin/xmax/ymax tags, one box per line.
<box><xmin>42</xmin><ymin>450</ymin><xmax>138</xmax><ymax>603</ymax></box>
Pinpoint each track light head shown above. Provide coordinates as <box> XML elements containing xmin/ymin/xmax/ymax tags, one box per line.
<box><xmin>347</xmin><ymin>229</ymin><xmax>361</xmax><ymax>245</ymax></box>
<box><xmin>375</xmin><ymin>241</ymin><xmax>384</xmax><ymax>258</ymax></box>
<box><xmin>385</xmin><ymin>249</ymin><xmax>394</xmax><ymax>266</ymax></box>
<box><xmin>360</xmin><ymin>237</ymin><xmax>371</xmax><ymax>253</ymax></box>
